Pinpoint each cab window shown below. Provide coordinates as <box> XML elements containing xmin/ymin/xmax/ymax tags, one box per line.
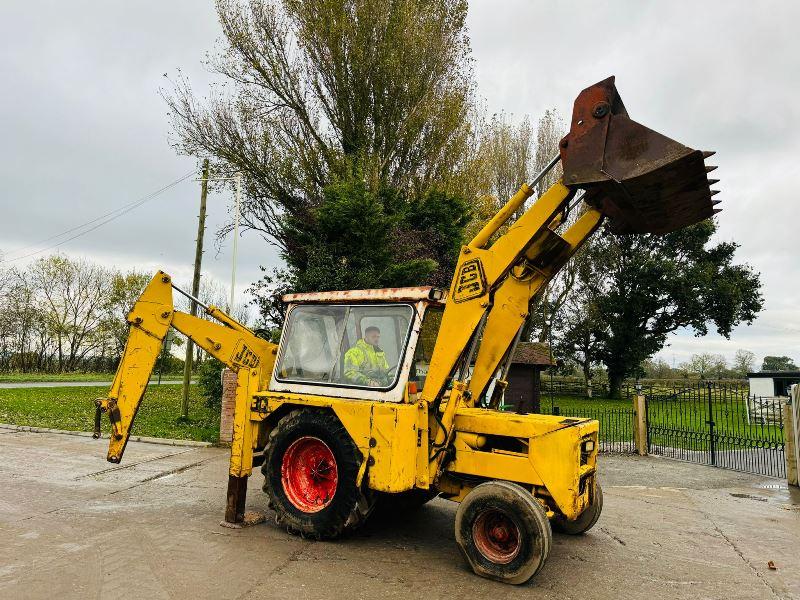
<box><xmin>276</xmin><ymin>304</ymin><xmax>414</xmax><ymax>389</ymax></box>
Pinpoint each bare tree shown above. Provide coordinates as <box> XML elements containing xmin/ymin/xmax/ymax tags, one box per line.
<box><xmin>481</xmin><ymin>113</ymin><xmax>534</xmax><ymax>211</ymax></box>
<box><xmin>531</xmin><ymin>109</ymin><xmax>564</xmax><ymax>197</ymax></box>
<box><xmin>685</xmin><ymin>353</ymin><xmax>727</xmax><ymax>379</ymax></box>
<box><xmin>732</xmin><ymin>349</ymin><xmax>755</xmax><ymax>377</ymax></box>
<box><xmin>28</xmin><ymin>256</ymin><xmax>113</xmax><ymax>372</ymax></box>
<box><xmin>0</xmin><ymin>268</ymin><xmax>47</xmax><ymax>372</ymax></box>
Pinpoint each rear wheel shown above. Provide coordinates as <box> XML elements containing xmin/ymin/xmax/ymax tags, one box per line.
<box><xmin>552</xmin><ymin>482</ymin><xmax>603</xmax><ymax>535</ymax></box>
<box><xmin>262</xmin><ymin>410</ymin><xmax>372</xmax><ymax>539</ymax></box>
<box><xmin>455</xmin><ymin>480</ymin><xmax>552</xmax><ymax>585</ymax></box>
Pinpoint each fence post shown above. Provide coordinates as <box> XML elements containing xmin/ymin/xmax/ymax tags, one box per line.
<box><xmin>786</xmin><ymin>388</ymin><xmax>799</xmax><ymax>487</ymax></box>
<box><xmin>706</xmin><ymin>381</ymin><xmax>716</xmax><ymax>466</ymax></box>
<box><xmin>633</xmin><ymin>392</ymin><xmax>648</xmax><ymax>456</ymax></box>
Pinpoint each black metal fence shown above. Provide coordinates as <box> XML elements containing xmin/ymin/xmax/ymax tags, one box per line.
<box><xmin>541</xmin><ymin>404</ymin><xmax>636</xmax><ymax>454</ymax></box>
<box><xmin>541</xmin><ymin>377</ymin><xmax>749</xmax><ymax>401</ymax></box>
<box><xmin>645</xmin><ymin>382</ymin><xmax>786</xmax><ymax>478</ymax></box>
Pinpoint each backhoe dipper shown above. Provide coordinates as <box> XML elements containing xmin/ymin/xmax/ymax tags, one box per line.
<box><xmin>94</xmin><ymin>77</ymin><xmax>720</xmax><ymax>584</ymax></box>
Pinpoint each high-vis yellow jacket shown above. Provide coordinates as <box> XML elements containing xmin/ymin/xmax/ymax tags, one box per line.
<box><xmin>344</xmin><ymin>338</ymin><xmax>390</xmax><ymax>385</ymax></box>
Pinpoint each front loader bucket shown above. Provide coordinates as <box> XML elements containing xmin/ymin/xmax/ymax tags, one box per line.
<box><xmin>560</xmin><ymin>76</ymin><xmax>720</xmax><ymax>234</ymax></box>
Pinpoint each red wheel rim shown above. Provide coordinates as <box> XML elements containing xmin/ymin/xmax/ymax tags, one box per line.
<box><xmin>472</xmin><ymin>509</ymin><xmax>522</xmax><ymax>564</ymax></box>
<box><xmin>281</xmin><ymin>436</ymin><xmax>338</xmax><ymax>513</ymax></box>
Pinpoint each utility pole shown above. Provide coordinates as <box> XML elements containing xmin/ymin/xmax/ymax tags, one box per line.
<box><xmin>181</xmin><ymin>158</ymin><xmax>209</xmax><ymax>420</ymax></box>
<box><xmin>229</xmin><ymin>172</ymin><xmax>241</xmax><ymax>313</ymax></box>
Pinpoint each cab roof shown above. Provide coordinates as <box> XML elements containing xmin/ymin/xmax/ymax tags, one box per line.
<box><xmin>282</xmin><ymin>286</ymin><xmax>446</xmax><ymax>305</ymax></box>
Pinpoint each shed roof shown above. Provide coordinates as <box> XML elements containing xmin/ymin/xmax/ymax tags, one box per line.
<box><xmin>747</xmin><ymin>371</ymin><xmax>800</xmax><ymax>379</ymax></box>
<box><xmin>511</xmin><ymin>342</ymin><xmax>555</xmax><ymax>366</ymax></box>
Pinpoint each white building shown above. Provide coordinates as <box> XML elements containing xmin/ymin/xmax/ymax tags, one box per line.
<box><xmin>747</xmin><ymin>371</ymin><xmax>800</xmax><ymax>397</ymax></box>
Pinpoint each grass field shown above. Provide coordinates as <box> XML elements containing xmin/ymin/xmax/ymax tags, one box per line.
<box><xmin>0</xmin><ymin>372</ymin><xmax>185</xmax><ymax>383</ymax></box>
<box><xmin>0</xmin><ymin>373</ymin><xmax>118</xmax><ymax>383</ymax></box>
<box><xmin>0</xmin><ymin>384</ymin><xmax>219</xmax><ymax>442</ymax></box>
<box><xmin>539</xmin><ymin>394</ymin><xmax>631</xmax><ymax>413</ymax></box>
<box><xmin>0</xmin><ymin>386</ymin><xmax>782</xmax><ymax>450</ymax></box>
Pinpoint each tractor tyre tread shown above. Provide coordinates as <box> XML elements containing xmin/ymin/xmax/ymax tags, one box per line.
<box><xmin>262</xmin><ymin>409</ymin><xmax>372</xmax><ymax>540</ymax></box>
<box><xmin>455</xmin><ymin>480</ymin><xmax>552</xmax><ymax>585</ymax></box>
<box><xmin>552</xmin><ymin>482</ymin><xmax>603</xmax><ymax>535</ymax></box>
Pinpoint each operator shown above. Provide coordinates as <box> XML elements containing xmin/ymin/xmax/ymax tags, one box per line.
<box><xmin>344</xmin><ymin>326</ymin><xmax>390</xmax><ymax>387</ymax></box>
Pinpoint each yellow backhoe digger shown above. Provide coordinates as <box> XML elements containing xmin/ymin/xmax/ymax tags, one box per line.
<box><xmin>94</xmin><ymin>77</ymin><xmax>720</xmax><ymax>584</ymax></box>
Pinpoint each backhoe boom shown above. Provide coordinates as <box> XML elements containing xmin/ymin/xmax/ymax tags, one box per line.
<box><xmin>94</xmin><ymin>271</ymin><xmax>276</xmax><ymax>468</ymax></box>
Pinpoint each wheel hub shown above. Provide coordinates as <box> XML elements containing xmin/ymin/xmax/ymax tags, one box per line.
<box><xmin>472</xmin><ymin>509</ymin><xmax>522</xmax><ymax>564</ymax></box>
<box><xmin>281</xmin><ymin>436</ymin><xmax>338</xmax><ymax>513</ymax></box>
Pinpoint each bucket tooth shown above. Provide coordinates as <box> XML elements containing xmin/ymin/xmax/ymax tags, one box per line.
<box><xmin>712</xmin><ymin>199</ymin><xmax>722</xmax><ymax>206</ymax></box>
<box><xmin>712</xmin><ymin>208</ymin><xmax>722</xmax><ymax>214</ymax></box>
<box><xmin>705</xmin><ymin>165</ymin><xmax>718</xmax><ymax>173</ymax></box>
<box><xmin>710</xmin><ymin>189</ymin><xmax>720</xmax><ymax>196</ymax></box>
<box><xmin>708</xmin><ymin>178</ymin><xmax>720</xmax><ymax>185</ymax></box>
<box><xmin>702</xmin><ymin>150</ymin><xmax>716</xmax><ymax>158</ymax></box>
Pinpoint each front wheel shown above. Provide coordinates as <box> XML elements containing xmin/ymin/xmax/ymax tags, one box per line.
<box><xmin>552</xmin><ymin>482</ymin><xmax>603</xmax><ymax>535</ymax></box>
<box><xmin>455</xmin><ymin>480</ymin><xmax>552</xmax><ymax>585</ymax></box>
<box><xmin>262</xmin><ymin>410</ymin><xmax>372</xmax><ymax>539</ymax></box>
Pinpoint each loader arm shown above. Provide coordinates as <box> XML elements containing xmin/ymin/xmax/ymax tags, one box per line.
<box><xmin>422</xmin><ymin>76</ymin><xmax>720</xmax><ymax>478</ymax></box>
<box><xmin>95</xmin><ymin>271</ymin><xmax>276</xmax><ymax>464</ymax></box>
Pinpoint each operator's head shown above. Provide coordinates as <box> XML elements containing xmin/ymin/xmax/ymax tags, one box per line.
<box><xmin>364</xmin><ymin>326</ymin><xmax>381</xmax><ymax>346</ymax></box>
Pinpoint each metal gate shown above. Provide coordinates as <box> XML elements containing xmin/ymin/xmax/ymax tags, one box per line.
<box><xmin>645</xmin><ymin>382</ymin><xmax>786</xmax><ymax>478</ymax></box>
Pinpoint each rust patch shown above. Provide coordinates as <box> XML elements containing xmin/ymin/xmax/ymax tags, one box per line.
<box><xmin>282</xmin><ymin>287</ymin><xmax>445</xmax><ymax>305</ymax></box>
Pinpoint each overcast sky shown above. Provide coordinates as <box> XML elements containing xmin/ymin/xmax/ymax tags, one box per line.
<box><xmin>1</xmin><ymin>1</ymin><xmax>797</xmax><ymax>369</ymax></box>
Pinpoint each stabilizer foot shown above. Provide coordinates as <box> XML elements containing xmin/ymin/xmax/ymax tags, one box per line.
<box><xmin>219</xmin><ymin>511</ymin><xmax>267</xmax><ymax>529</ymax></box>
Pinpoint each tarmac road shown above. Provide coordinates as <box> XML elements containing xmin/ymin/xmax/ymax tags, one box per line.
<box><xmin>0</xmin><ymin>430</ymin><xmax>798</xmax><ymax>599</ymax></box>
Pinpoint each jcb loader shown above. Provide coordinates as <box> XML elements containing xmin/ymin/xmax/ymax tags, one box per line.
<box><xmin>94</xmin><ymin>77</ymin><xmax>720</xmax><ymax>584</ymax></box>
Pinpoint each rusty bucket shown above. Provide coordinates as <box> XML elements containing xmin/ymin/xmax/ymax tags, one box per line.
<box><xmin>560</xmin><ymin>76</ymin><xmax>719</xmax><ymax>234</ymax></box>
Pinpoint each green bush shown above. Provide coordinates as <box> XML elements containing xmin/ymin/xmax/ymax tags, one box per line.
<box><xmin>197</xmin><ymin>359</ymin><xmax>224</xmax><ymax>410</ymax></box>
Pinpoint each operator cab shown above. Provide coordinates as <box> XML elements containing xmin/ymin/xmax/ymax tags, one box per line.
<box><xmin>269</xmin><ymin>287</ymin><xmax>445</xmax><ymax>403</ymax></box>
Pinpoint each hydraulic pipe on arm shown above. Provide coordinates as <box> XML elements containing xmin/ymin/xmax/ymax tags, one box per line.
<box><xmin>421</xmin><ymin>156</ymin><xmax>571</xmax><ymax>413</ymax></box>
<box><xmin>467</xmin><ymin>200</ymin><xmax>604</xmax><ymax>406</ymax></box>
<box><xmin>423</xmin><ymin>156</ymin><xmax>592</xmax><ymax>480</ymax></box>
<box><xmin>94</xmin><ymin>271</ymin><xmax>277</xmax><ymax>522</ymax></box>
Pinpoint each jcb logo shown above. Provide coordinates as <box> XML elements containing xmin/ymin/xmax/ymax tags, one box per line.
<box><xmin>232</xmin><ymin>341</ymin><xmax>260</xmax><ymax>368</ymax></box>
<box><xmin>452</xmin><ymin>259</ymin><xmax>486</xmax><ymax>303</ymax></box>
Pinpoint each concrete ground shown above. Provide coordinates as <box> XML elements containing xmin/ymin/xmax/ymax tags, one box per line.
<box><xmin>1</xmin><ymin>430</ymin><xmax>798</xmax><ymax>600</ymax></box>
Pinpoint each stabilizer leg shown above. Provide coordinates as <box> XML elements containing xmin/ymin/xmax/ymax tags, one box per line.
<box><xmin>225</xmin><ymin>474</ymin><xmax>248</xmax><ymax>523</ymax></box>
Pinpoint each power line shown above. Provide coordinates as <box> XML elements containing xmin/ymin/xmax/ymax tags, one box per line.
<box><xmin>0</xmin><ymin>170</ymin><xmax>197</xmax><ymax>264</ymax></box>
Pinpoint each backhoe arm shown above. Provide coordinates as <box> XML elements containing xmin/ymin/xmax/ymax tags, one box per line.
<box><xmin>95</xmin><ymin>271</ymin><xmax>276</xmax><ymax>464</ymax></box>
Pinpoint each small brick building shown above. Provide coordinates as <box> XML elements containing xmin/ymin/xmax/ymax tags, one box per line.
<box><xmin>219</xmin><ymin>369</ymin><xmax>239</xmax><ymax>445</ymax></box>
